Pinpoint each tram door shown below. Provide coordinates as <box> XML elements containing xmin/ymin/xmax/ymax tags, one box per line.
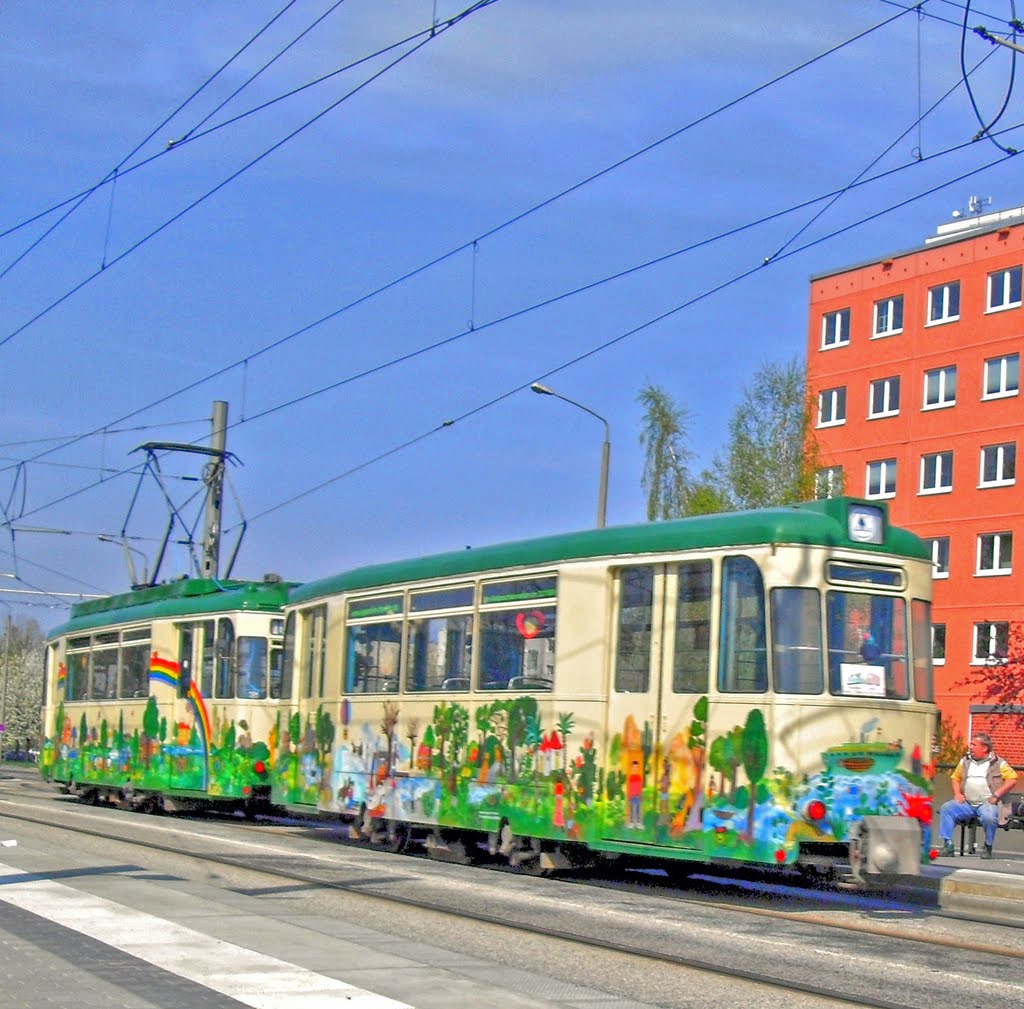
<box><xmin>602</xmin><ymin>560</ymin><xmax>712</xmax><ymax>848</ymax></box>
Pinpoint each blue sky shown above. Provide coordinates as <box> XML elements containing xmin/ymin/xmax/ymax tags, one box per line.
<box><xmin>2</xmin><ymin>1</ymin><xmax>1022</xmax><ymax>620</ymax></box>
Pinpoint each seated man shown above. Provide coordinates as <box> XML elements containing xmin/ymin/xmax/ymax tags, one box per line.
<box><xmin>938</xmin><ymin>732</ymin><xmax>1020</xmax><ymax>859</ymax></box>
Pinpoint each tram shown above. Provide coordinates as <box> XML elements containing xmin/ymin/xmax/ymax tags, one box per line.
<box><xmin>40</xmin><ymin>575</ymin><xmax>292</xmax><ymax>814</ymax></box>
<box><xmin>275</xmin><ymin>497</ymin><xmax>937</xmax><ymax>880</ymax></box>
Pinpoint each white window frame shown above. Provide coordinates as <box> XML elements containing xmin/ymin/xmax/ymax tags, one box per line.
<box><xmin>919</xmin><ymin>450</ymin><xmax>953</xmax><ymax>495</ymax></box>
<box><xmin>923</xmin><ymin>365</ymin><xmax>956</xmax><ymax>410</ymax></box>
<box><xmin>815</xmin><ymin>465</ymin><xmax>843</xmax><ymax>499</ymax></box>
<box><xmin>929</xmin><ymin>536</ymin><xmax>950</xmax><ymax>579</ymax></box>
<box><xmin>868</xmin><ymin>375</ymin><xmax>900</xmax><ymax>418</ymax></box>
<box><xmin>973</xmin><ymin>621</ymin><xmax>1009</xmax><ymax>665</ymax></box>
<box><xmin>987</xmin><ymin>265</ymin><xmax>1022</xmax><ymax>312</ymax></box>
<box><xmin>979</xmin><ymin>442</ymin><xmax>1016</xmax><ymax>488</ymax></box>
<box><xmin>976</xmin><ymin>531</ymin><xmax>1013</xmax><ymax>576</ymax></box>
<box><xmin>817</xmin><ymin>386</ymin><xmax>846</xmax><ymax>428</ymax></box>
<box><xmin>932</xmin><ymin>623</ymin><xmax>946</xmax><ymax>666</ymax></box>
<box><xmin>982</xmin><ymin>353</ymin><xmax>1020</xmax><ymax>400</ymax></box>
<box><xmin>821</xmin><ymin>308</ymin><xmax>850</xmax><ymax>349</ymax></box>
<box><xmin>927</xmin><ymin>281</ymin><xmax>960</xmax><ymax>325</ymax></box>
<box><xmin>872</xmin><ymin>295</ymin><xmax>904</xmax><ymax>338</ymax></box>
<box><xmin>865</xmin><ymin>458</ymin><xmax>897</xmax><ymax>500</ymax></box>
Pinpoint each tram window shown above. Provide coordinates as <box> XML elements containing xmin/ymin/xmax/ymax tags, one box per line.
<box><xmin>178</xmin><ymin>625</ymin><xmax>194</xmax><ymax>696</ymax></box>
<box><xmin>478</xmin><ymin>607</ymin><xmax>555</xmax><ymax>691</ymax></box>
<box><xmin>276</xmin><ymin>612</ymin><xmax>296</xmax><ymax>700</ymax></box>
<box><xmin>826</xmin><ymin>591</ymin><xmax>908</xmax><ymax>698</ymax></box>
<box><xmin>346</xmin><ymin>619</ymin><xmax>401</xmax><ymax>693</ymax></box>
<box><xmin>300</xmin><ymin>607</ymin><xmax>326</xmax><ymax>699</ymax></box>
<box><xmin>120</xmin><ymin>636</ymin><xmax>150</xmax><ymax>698</ymax></box>
<box><xmin>214</xmin><ymin>618</ymin><xmax>235</xmax><ymax>698</ymax></box>
<box><xmin>269</xmin><ymin>645</ymin><xmax>284</xmax><ymax>699</ymax></box>
<box><xmin>407</xmin><ymin>614</ymin><xmax>472</xmax><ymax>692</ymax></box>
<box><xmin>673</xmin><ymin>560</ymin><xmax>712</xmax><ymax>693</ymax></box>
<box><xmin>827</xmin><ymin>563</ymin><xmax>903</xmax><ymax>588</ymax></box>
<box><xmin>911</xmin><ymin>599</ymin><xmax>935</xmax><ymax>702</ymax></box>
<box><xmin>200</xmin><ymin>620</ymin><xmax>215</xmax><ymax>697</ymax></box>
<box><xmin>66</xmin><ymin>646</ymin><xmax>90</xmax><ymax>702</ymax></box>
<box><xmin>614</xmin><ymin>567</ymin><xmax>653</xmax><ymax>693</ymax></box>
<box><xmin>90</xmin><ymin>632</ymin><xmax>119</xmax><ymax>700</ymax></box>
<box><xmin>236</xmin><ymin>637</ymin><xmax>268</xmax><ymax>698</ymax></box>
<box><xmin>771</xmin><ymin>587</ymin><xmax>824</xmax><ymax>694</ymax></box>
<box><xmin>719</xmin><ymin>556</ymin><xmax>768</xmax><ymax>693</ymax></box>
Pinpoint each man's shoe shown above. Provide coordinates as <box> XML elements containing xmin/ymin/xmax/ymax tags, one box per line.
<box><xmin>939</xmin><ymin>841</ymin><xmax>955</xmax><ymax>857</ymax></box>
<box><xmin>980</xmin><ymin>844</ymin><xmax>994</xmax><ymax>859</ymax></box>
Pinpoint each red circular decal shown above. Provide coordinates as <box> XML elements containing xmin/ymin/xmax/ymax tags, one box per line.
<box><xmin>515</xmin><ymin>610</ymin><xmax>546</xmax><ymax>639</ymax></box>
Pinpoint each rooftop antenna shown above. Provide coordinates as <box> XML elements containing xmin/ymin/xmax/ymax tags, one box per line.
<box><xmin>952</xmin><ymin>195</ymin><xmax>992</xmax><ymax>219</ymax></box>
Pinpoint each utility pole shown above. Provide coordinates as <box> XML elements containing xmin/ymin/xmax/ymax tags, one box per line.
<box><xmin>200</xmin><ymin>401</ymin><xmax>228</xmax><ymax>581</ymax></box>
<box><xmin>0</xmin><ymin>608</ymin><xmax>11</xmax><ymax>742</ymax></box>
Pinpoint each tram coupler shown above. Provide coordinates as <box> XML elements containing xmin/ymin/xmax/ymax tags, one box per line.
<box><xmin>847</xmin><ymin>815</ymin><xmax>922</xmax><ymax>885</ymax></box>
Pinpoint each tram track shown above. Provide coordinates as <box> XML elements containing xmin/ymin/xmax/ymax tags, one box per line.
<box><xmin>3</xmin><ymin>783</ymin><xmax>1024</xmax><ymax>1009</ymax></box>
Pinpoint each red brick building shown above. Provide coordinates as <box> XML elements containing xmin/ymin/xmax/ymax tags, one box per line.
<box><xmin>806</xmin><ymin>205</ymin><xmax>1024</xmax><ymax>765</ymax></box>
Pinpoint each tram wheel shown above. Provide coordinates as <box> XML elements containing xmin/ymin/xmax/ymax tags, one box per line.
<box><xmin>499</xmin><ymin>824</ymin><xmax>552</xmax><ymax>876</ymax></box>
<box><xmin>378</xmin><ymin>820</ymin><xmax>410</xmax><ymax>853</ymax></box>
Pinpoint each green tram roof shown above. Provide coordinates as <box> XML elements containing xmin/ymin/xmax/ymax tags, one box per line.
<box><xmin>48</xmin><ymin>577</ymin><xmax>295</xmax><ymax>640</ymax></box>
<box><xmin>290</xmin><ymin>497</ymin><xmax>929</xmax><ymax>606</ymax></box>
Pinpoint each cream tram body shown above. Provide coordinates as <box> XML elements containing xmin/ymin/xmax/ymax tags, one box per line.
<box><xmin>277</xmin><ymin>498</ymin><xmax>936</xmax><ymax>876</ymax></box>
<box><xmin>41</xmin><ymin>577</ymin><xmax>290</xmax><ymax>811</ymax></box>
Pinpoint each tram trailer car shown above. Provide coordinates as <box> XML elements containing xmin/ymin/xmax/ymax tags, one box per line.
<box><xmin>276</xmin><ymin>497</ymin><xmax>937</xmax><ymax>883</ymax></box>
<box><xmin>41</xmin><ymin>575</ymin><xmax>292</xmax><ymax>815</ymax></box>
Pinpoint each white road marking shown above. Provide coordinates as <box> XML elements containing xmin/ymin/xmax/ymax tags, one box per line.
<box><xmin>0</xmin><ymin>861</ymin><xmax>412</xmax><ymax>1008</ymax></box>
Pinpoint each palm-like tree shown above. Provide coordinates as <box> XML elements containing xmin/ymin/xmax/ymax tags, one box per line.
<box><xmin>638</xmin><ymin>384</ymin><xmax>693</xmax><ymax>520</ymax></box>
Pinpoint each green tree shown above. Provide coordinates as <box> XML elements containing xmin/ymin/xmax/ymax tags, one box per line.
<box><xmin>638</xmin><ymin>384</ymin><xmax>693</xmax><ymax>520</ymax></box>
<box><xmin>723</xmin><ymin>357</ymin><xmax>815</xmax><ymax>509</ymax></box>
<box><xmin>0</xmin><ymin>618</ymin><xmax>44</xmax><ymax>749</ymax></box>
<box><xmin>741</xmin><ymin>708</ymin><xmax>769</xmax><ymax>839</ymax></box>
<box><xmin>556</xmin><ymin>712</ymin><xmax>575</xmax><ymax>777</ymax></box>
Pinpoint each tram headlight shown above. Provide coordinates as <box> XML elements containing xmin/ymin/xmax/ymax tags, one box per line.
<box><xmin>804</xmin><ymin>799</ymin><xmax>827</xmax><ymax>823</ymax></box>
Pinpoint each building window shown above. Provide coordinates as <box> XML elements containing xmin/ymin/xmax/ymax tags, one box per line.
<box><xmin>932</xmin><ymin>623</ymin><xmax>946</xmax><ymax>665</ymax></box>
<box><xmin>817</xmin><ymin>386</ymin><xmax>846</xmax><ymax>427</ymax></box>
<box><xmin>987</xmin><ymin>265</ymin><xmax>1022</xmax><ymax>311</ymax></box>
<box><xmin>927</xmin><ymin>281</ymin><xmax>960</xmax><ymax>324</ymax></box>
<box><xmin>866</xmin><ymin>458</ymin><xmax>897</xmax><ymax>499</ymax></box>
<box><xmin>821</xmin><ymin>308</ymin><xmax>850</xmax><ymax>349</ymax></box>
<box><xmin>977</xmin><ymin>532</ymin><xmax>1013</xmax><ymax>575</ymax></box>
<box><xmin>983</xmin><ymin>353</ymin><xmax>1019</xmax><ymax>400</ymax></box>
<box><xmin>815</xmin><ymin>465</ymin><xmax>844</xmax><ymax>499</ymax></box>
<box><xmin>920</xmin><ymin>450</ymin><xmax>953</xmax><ymax>494</ymax></box>
<box><xmin>868</xmin><ymin>376</ymin><xmax>900</xmax><ymax>418</ymax></box>
<box><xmin>973</xmin><ymin>621</ymin><xmax>1008</xmax><ymax>664</ymax></box>
<box><xmin>928</xmin><ymin>537</ymin><xmax>950</xmax><ymax>579</ymax></box>
<box><xmin>979</xmin><ymin>442</ymin><xmax>1016</xmax><ymax>487</ymax></box>
<box><xmin>873</xmin><ymin>295</ymin><xmax>904</xmax><ymax>337</ymax></box>
<box><xmin>923</xmin><ymin>365</ymin><xmax>956</xmax><ymax>409</ymax></box>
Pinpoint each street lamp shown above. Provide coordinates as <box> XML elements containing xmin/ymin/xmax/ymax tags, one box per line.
<box><xmin>530</xmin><ymin>382</ymin><xmax>610</xmax><ymax>528</ymax></box>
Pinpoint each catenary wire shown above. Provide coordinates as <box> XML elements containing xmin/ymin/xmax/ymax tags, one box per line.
<box><xmin>0</xmin><ymin>0</ymin><xmax>500</xmax><ymax>354</ymax></box>
<box><xmin>0</xmin><ymin>0</ymin><xmax>919</xmax><ymax>478</ymax></box>
<box><xmin>0</xmin><ymin>11</ymin><xmax>432</xmax><ymax>243</ymax></box>
<box><xmin>233</xmin><ymin>150</ymin><xmax>1017</xmax><ymax>529</ymax></box>
<box><xmin>9</xmin><ymin>116</ymin><xmax>1024</xmax><ymax>528</ymax></box>
<box><xmin>0</xmin><ymin>0</ymin><xmax>304</xmax><ymax>284</ymax></box>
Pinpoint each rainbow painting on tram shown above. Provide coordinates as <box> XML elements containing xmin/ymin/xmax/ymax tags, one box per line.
<box><xmin>40</xmin><ymin>576</ymin><xmax>291</xmax><ymax>813</ymax></box>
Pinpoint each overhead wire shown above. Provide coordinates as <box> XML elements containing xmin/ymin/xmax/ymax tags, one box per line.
<box><xmin>233</xmin><ymin>147</ymin><xmax>1019</xmax><ymax>530</ymax></box>
<box><xmin>9</xmin><ymin>103</ymin><xmax>1023</xmax><ymax>528</ymax></box>
<box><xmin>960</xmin><ymin>0</ymin><xmax>1019</xmax><ymax>153</ymax></box>
<box><xmin>0</xmin><ymin>0</ymin><xmax>304</xmax><ymax>284</ymax></box>
<box><xmin>0</xmin><ymin>0</ymin><xmax>501</xmax><ymax>354</ymax></box>
<box><xmin>0</xmin><ymin>0</ymin><xmax>920</xmax><ymax>479</ymax></box>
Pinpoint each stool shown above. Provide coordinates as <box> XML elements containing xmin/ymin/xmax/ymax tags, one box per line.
<box><xmin>958</xmin><ymin>816</ymin><xmax>980</xmax><ymax>855</ymax></box>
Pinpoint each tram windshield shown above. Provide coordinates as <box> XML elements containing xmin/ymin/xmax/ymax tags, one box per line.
<box><xmin>826</xmin><ymin>590</ymin><xmax>908</xmax><ymax>698</ymax></box>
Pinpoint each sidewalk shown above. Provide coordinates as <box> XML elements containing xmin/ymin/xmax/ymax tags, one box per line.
<box><xmin>915</xmin><ymin>810</ymin><xmax>1024</xmax><ymax>923</ymax></box>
